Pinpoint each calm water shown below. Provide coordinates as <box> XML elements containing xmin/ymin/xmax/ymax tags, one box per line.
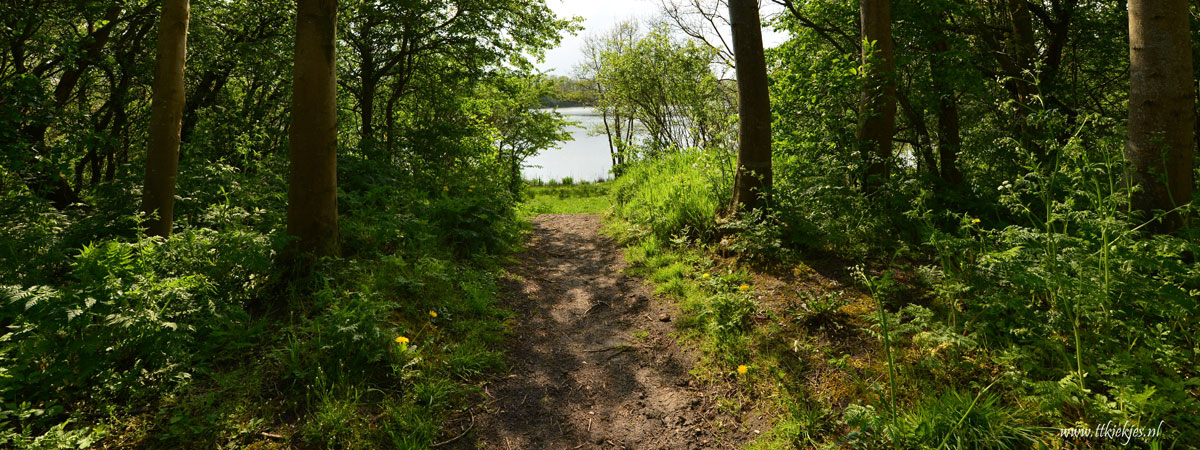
<box><xmin>522</xmin><ymin>107</ymin><xmax>614</xmax><ymax>182</ymax></box>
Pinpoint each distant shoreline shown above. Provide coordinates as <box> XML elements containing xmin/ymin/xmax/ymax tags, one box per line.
<box><xmin>538</xmin><ymin>98</ymin><xmax>597</xmax><ymax>109</ymax></box>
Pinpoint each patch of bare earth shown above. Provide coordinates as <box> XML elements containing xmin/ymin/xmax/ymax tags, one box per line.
<box><xmin>457</xmin><ymin>214</ymin><xmax>758</xmax><ymax>449</ymax></box>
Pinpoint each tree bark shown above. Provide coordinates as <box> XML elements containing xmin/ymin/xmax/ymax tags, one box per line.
<box><xmin>384</xmin><ymin>82</ymin><xmax>402</xmax><ymax>159</ymax></box>
<box><xmin>1006</xmin><ymin>0</ymin><xmax>1044</xmax><ymax>162</ymax></box>
<box><xmin>857</xmin><ymin>0</ymin><xmax>895</xmax><ymax>192</ymax></box>
<box><xmin>288</xmin><ymin>0</ymin><xmax>340</xmax><ymax>257</ymax></box>
<box><xmin>360</xmin><ymin>74</ymin><xmax>377</xmax><ymax>155</ymax></box>
<box><xmin>728</xmin><ymin>0</ymin><xmax>773</xmax><ymax>212</ymax></box>
<box><xmin>351</xmin><ymin>18</ymin><xmax>380</xmax><ymax>157</ymax></box>
<box><xmin>936</xmin><ymin>92</ymin><xmax>964</xmax><ymax>186</ymax></box>
<box><xmin>930</xmin><ymin>33</ymin><xmax>962</xmax><ymax>187</ymax></box>
<box><xmin>140</xmin><ymin>0</ymin><xmax>190</xmax><ymax>237</ymax></box>
<box><xmin>601</xmin><ymin>107</ymin><xmax>616</xmax><ymax>168</ymax></box>
<box><xmin>1126</xmin><ymin>0</ymin><xmax>1194</xmax><ymax>232</ymax></box>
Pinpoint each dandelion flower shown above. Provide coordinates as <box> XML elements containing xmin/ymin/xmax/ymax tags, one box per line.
<box><xmin>971</xmin><ymin>218</ymin><xmax>981</xmax><ymax>224</ymax></box>
<box><xmin>738</xmin><ymin>284</ymin><xmax>750</xmax><ymax>292</ymax></box>
<box><xmin>394</xmin><ymin>336</ymin><xmax>409</xmax><ymax>344</ymax></box>
<box><xmin>737</xmin><ymin>365</ymin><xmax>748</xmax><ymax>375</ymax></box>
<box><xmin>701</xmin><ymin>273</ymin><xmax>711</xmax><ymax>279</ymax></box>
<box><xmin>429</xmin><ymin>311</ymin><xmax>438</xmax><ymax>318</ymax></box>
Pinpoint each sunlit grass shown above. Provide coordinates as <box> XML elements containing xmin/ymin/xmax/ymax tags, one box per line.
<box><xmin>518</xmin><ymin>182</ymin><xmax>612</xmax><ymax>216</ymax></box>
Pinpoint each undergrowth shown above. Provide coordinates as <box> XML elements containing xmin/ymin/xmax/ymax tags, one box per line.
<box><xmin>0</xmin><ymin>156</ymin><xmax>521</xmax><ymax>449</ymax></box>
<box><xmin>607</xmin><ymin>142</ymin><xmax>1197</xmax><ymax>449</ymax></box>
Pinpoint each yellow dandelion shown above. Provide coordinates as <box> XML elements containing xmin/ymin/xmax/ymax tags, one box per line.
<box><xmin>737</xmin><ymin>365</ymin><xmax>748</xmax><ymax>375</ymax></box>
<box><xmin>701</xmin><ymin>273</ymin><xmax>711</xmax><ymax>279</ymax></box>
<box><xmin>972</xmin><ymin>218</ymin><xmax>981</xmax><ymax>224</ymax></box>
<box><xmin>738</xmin><ymin>284</ymin><xmax>750</xmax><ymax>292</ymax></box>
<box><xmin>429</xmin><ymin>311</ymin><xmax>438</xmax><ymax>318</ymax></box>
<box><xmin>394</xmin><ymin>336</ymin><xmax>409</xmax><ymax>344</ymax></box>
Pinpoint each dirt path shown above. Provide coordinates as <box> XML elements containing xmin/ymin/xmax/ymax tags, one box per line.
<box><xmin>460</xmin><ymin>214</ymin><xmax>752</xmax><ymax>449</ymax></box>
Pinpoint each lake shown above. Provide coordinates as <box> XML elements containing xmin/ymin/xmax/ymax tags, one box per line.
<box><xmin>522</xmin><ymin>107</ymin><xmax>614</xmax><ymax>182</ymax></box>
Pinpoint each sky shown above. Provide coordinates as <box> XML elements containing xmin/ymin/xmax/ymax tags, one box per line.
<box><xmin>535</xmin><ymin>0</ymin><xmax>789</xmax><ymax>76</ymax></box>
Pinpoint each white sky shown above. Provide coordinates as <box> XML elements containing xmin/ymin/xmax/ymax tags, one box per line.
<box><xmin>535</xmin><ymin>0</ymin><xmax>789</xmax><ymax>76</ymax></box>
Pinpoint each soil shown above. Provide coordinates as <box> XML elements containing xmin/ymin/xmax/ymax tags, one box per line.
<box><xmin>456</xmin><ymin>214</ymin><xmax>759</xmax><ymax>450</ymax></box>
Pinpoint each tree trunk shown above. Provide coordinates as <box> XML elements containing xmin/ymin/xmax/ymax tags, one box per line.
<box><xmin>936</xmin><ymin>92</ymin><xmax>964</xmax><ymax>186</ymax></box>
<box><xmin>857</xmin><ymin>0</ymin><xmax>895</xmax><ymax>192</ymax></box>
<box><xmin>601</xmin><ymin>107</ymin><xmax>616</xmax><ymax>168</ymax></box>
<box><xmin>728</xmin><ymin>0</ymin><xmax>773</xmax><ymax>212</ymax></box>
<box><xmin>1126</xmin><ymin>0</ymin><xmax>1194</xmax><ymax>232</ymax></box>
<box><xmin>85</xmin><ymin>105</ymin><xmax>115</xmax><ymax>186</ymax></box>
<box><xmin>930</xmin><ymin>33</ymin><xmax>963</xmax><ymax>187</ymax></box>
<box><xmin>361</xmin><ymin>75</ymin><xmax>377</xmax><ymax>156</ymax></box>
<box><xmin>140</xmin><ymin>0</ymin><xmax>190</xmax><ymax>237</ymax></box>
<box><xmin>384</xmin><ymin>83</ymin><xmax>402</xmax><ymax>159</ymax></box>
<box><xmin>288</xmin><ymin>0</ymin><xmax>340</xmax><ymax>257</ymax></box>
<box><xmin>1006</xmin><ymin>0</ymin><xmax>1044</xmax><ymax>163</ymax></box>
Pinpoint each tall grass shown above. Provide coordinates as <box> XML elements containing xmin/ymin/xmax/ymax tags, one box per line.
<box><xmin>611</xmin><ymin>149</ymin><xmax>733</xmax><ymax>240</ymax></box>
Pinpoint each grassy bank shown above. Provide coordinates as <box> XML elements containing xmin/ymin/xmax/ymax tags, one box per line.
<box><xmin>604</xmin><ymin>148</ymin><xmax>1197</xmax><ymax>449</ymax></box>
<box><xmin>518</xmin><ymin>181</ymin><xmax>612</xmax><ymax>216</ymax></box>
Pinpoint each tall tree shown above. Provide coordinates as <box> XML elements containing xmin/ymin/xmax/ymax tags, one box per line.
<box><xmin>728</xmin><ymin>0</ymin><xmax>772</xmax><ymax>211</ymax></box>
<box><xmin>1126</xmin><ymin>0</ymin><xmax>1194</xmax><ymax>232</ymax></box>
<box><xmin>140</xmin><ymin>0</ymin><xmax>191</xmax><ymax>237</ymax></box>
<box><xmin>288</xmin><ymin>0</ymin><xmax>340</xmax><ymax>257</ymax></box>
<box><xmin>857</xmin><ymin>0</ymin><xmax>894</xmax><ymax>191</ymax></box>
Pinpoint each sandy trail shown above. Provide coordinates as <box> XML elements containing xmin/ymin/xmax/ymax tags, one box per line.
<box><xmin>460</xmin><ymin>214</ymin><xmax>749</xmax><ymax>449</ymax></box>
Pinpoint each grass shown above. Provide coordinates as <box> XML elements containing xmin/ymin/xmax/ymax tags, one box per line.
<box><xmin>603</xmin><ymin>212</ymin><xmax>1052</xmax><ymax>449</ymax></box>
<box><xmin>518</xmin><ymin>181</ymin><xmax>612</xmax><ymax>216</ymax></box>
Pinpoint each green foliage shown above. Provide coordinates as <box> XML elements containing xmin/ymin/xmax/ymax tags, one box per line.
<box><xmin>612</xmin><ymin>148</ymin><xmax>732</xmax><ymax>240</ymax></box>
<box><xmin>0</xmin><ymin>75</ymin><xmax>55</xmax><ymax>175</ymax></box>
<box><xmin>0</xmin><ymin>148</ymin><xmax>524</xmax><ymax>448</ymax></box>
<box><xmin>792</xmin><ymin>291</ymin><xmax>849</xmax><ymax>319</ymax></box>
<box><xmin>0</xmin><ymin>0</ymin><xmax>568</xmax><ymax>447</ymax></box>
<box><xmin>911</xmin><ymin>136</ymin><xmax>1200</xmax><ymax>441</ymax></box>
<box><xmin>0</xmin><ymin>225</ymin><xmax>275</xmax><ymax>446</ymax></box>
<box><xmin>718</xmin><ymin>208</ymin><xmax>789</xmax><ymax>260</ymax></box>
<box><xmin>892</xmin><ymin>389</ymin><xmax>1040</xmax><ymax>450</ymax></box>
<box><xmin>579</xmin><ymin>22</ymin><xmax>733</xmax><ymax>158</ymax></box>
<box><xmin>609</xmin><ymin>2</ymin><xmax>1198</xmax><ymax>447</ymax></box>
